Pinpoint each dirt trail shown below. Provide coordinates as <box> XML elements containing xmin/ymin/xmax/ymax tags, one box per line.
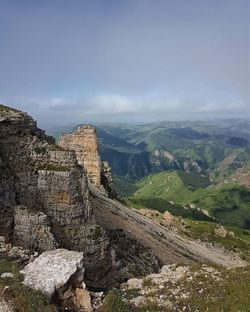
<box><xmin>90</xmin><ymin>188</ymin><xmax>246</xmax><ymax>268</ymax></box>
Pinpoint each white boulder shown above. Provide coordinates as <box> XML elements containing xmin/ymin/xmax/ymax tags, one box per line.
<box><xmin>20</xmin><ymin>249</ymin><xmax>84</xmax><ymax>296</ymax></box>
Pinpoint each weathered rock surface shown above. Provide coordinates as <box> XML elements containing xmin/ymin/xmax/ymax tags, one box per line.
<box><xmin>14</xmin><ymin>205</ymin><xmax>58</xmax><ymax>252</ymax></box>
<box><xmin>122</xmin><ymin>263</ymin><xmax>222</xmax><ymax>309</ymax></box>
<box><xmin>21</xmin><ymin>249</ymin><xmax>84</xmax><ymax>296</ymax></box>
<box><xmin>233</xmin><ymin>167</ymin><xmax>250</xmax><ymax>188</ymax></box>
<box><xmin>59</xmin><ymin>125</ymin><xmax>102</xmax><ymax>187</ymax></box>
<box><xmin>214</xmin><ymin>225</ymin><xmax>227</xmax><ymax>238</ymax></box>
<box><xmin>0</xmin><ymin>105</ymin><xmax>116</xmax><ymax>288</ymax></box>
<box><xmin>59</xmin><ymin>125</ymin><xmax>116</xmax><ymax>198</ymax></box>
<box><xmin>90</xmin><ymin>186</ymin><xmax>247</xmax><ymax>268</ymax></box>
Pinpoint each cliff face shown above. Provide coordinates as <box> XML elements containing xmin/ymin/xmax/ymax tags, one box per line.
<box><xmin>0</xmin><ymin>105</ymin><xmax>115</xmax><ymax>288</ymax></box>
<box><xmin>59</xmin><ymin>125</ymin><xmax>102</xmax><ymax>187</ymax></box>
<box><xmin>232</xmin><ymin>167</ymin><xmax>250</xmax><ymax>188</ymax></box>
<box><xmin>59</xmin><ymin>125</ymin><xmax>117</xmax><ymax>198</ymax></box>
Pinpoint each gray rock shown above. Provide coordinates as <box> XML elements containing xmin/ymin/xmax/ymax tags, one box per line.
<box><xmin>20</xmin><ymin>249</ymin><xmax>84</xmax><ymax>296</ymax></box>
<box><xmin>0</xmin><ymin>236</ymin><xmax>6</xmax><ymax>243</ymax></box>
<box><xmin>0</xmin><ymin>272</ymin><xmax>14</xmax><ymax>279</ymax></box>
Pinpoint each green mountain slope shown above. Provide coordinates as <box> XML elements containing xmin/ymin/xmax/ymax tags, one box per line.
<box><xmin>130</xmin><ymin>170</ymin><xmax>250</xmax><ymax>229</ymax></box>
<box><xmin>133</xmin><ymin>171</ymin><xmax>210</xmax><ymax>204</ymax></box>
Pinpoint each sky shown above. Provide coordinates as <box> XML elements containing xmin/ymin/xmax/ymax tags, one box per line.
<box><xmin>0</xmin><ymin>0</ymin><xmax>249</xmax><ymax>127</ymax></box>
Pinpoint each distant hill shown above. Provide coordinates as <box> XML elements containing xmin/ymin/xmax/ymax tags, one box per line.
<box><xmin>128</xmin><ymin>170</ymin><xmax>250</xmax><ymax>229</ymax></box>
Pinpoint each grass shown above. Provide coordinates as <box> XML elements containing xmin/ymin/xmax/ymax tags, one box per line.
<box><xmin>177</xmin><ymin>265</ymin><xmax>250</xmax><ymax>312</ymax></box>
<box><xmin>0</xmin><ymin>260</ymin><xmax>56</xmax><ymax>312</ymax></box>
<box><xmin>131</xmin><ymin>170</ymin><xmax>250</xmax><ymax>229</ymax></box>
<box><xmin>0</xmin><ymin>104</ymin><xmax>20</xmax><ymax>113</ymax></box>
<box><xmin>133</xmin><ymin>171</ymin><xmax>210</xmax><ymax>204</ymax></box>
<box><xmin>127</xmin><ymin>197</ymin><xmax>215</xmax><ymax>222</ymax></box>
<box><xmin>183</xmin><ymin>220</ymin><xmax>250</xmax><ymax>260</ymax></box>
<box><xmin>87</xmin><ymin>226</ymin><xmax>102</xmax><ymax>240</ymax></box>
<box><xmin>37</xmin><ymin>163</ymin><xmax>70</xmax><ymax>172</ymax></box>
<box><xmin>113</xmin><ymin>175</ymin><xmax>139</xmax><ymax>197</ymax></box>
<box><xmin>142</xmin><ymin>277</ymin><xmax>155</xmax><ymax>288</ymax></box>
<box><xmin>102</xmin><ymin>289</ymin><xmax>170</xmax><ymax>312</ymax></box>
<box><xmin>103</xmin><ymin>264</ymin><xmax>250</xmax><ymax>312</ymax></box>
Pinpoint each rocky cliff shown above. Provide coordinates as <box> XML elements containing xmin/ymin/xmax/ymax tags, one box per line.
<box><xmin>1</xmin><ymin>104</ymin><xmax>245</xmax><ymax>309</ymax></box>
<box><xmin>0</xmin><ymin>105</ymin><xmax>115</xmax><ymax>288</ymax></box>
<box><xmin>0</xmin><ymin>104</ymin><xmax>161</xmax><ymax>291</ymax></box>
<box><xmin>59</xmin><ymin>125</ymin><xmax>102</xmax><ymax>187</ymax></box>
<box><xmin>232</xmin><ymin>167</ymin><xmax>250</xmax><ymax>188</ymax></box>
<box><xmin>59</xmin><ymin>125</ymin><xmax>117</xmax><ymax>198</ymax></box>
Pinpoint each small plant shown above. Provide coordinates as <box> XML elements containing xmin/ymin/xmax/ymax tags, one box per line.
<box><xmin>103</xmin><ymin>289</ymin><xmax>133</xmax><ymax>312</ymax></box>
<box><xmin>37</xmin><ymin>163</ymin><xmax>70</xmax><ymax>172</ymax></box>
<box><xmin>0</xmin><ymin>260</ymin><xmax>56</xmax><ymax>312</ymax></box>
<box><xmin>87</xmin><ymin>226</ymin><xmax>102</xmax><ymax>240</ymax></box>
<box><xmin>142</xmin><ymin>277</ymin><xmax>155</xmax><ymax>288</ymax></box>
<box><xmin>0</xmin><ymin>104</ymin><xmax>20</xmax><ymax>112</ymax></box>
<box><xmin>34</xmin><ymin>147</ymin><xmax>45</xmax><ymax>154</ymax></box>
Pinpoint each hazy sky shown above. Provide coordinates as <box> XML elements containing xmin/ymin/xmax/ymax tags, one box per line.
<box><xmin>0</xmin><ymin>0</ymin><xmax>249</xmax><ymax>127</ymax></box>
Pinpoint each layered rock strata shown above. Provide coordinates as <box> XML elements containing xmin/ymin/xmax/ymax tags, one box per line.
<box><xmin>59</xmin><ymin>125</ymin><xmax>102</xmax><ymax>187</ymax></box>
<box><xmin>0</xmin><ymin>105</ymin><xmax>115</xmax><ymax>288</ymax></box>
<box><xmin>59</xmin><ymin>125</ymin><xmax>116</xmax><ymax>198</ymax></box>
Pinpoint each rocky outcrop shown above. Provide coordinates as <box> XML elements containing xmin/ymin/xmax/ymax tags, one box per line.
<box><xmin>59</xmin><ymin>125</ymin><xmax>102</xmax><ymax>187</ymax></box>
<box><xmin>150</xmin><ymin>149</ymin><xmax>204</xmax><ymax>175</ymax></box>
<box><xmin>232</xmin><ymin>167</ymin><xmax>250</xmax><ymax>188</ymax></box>
<box><xmin>21</xmin><ymin>249</ymin><xmax>94</xmax><ymax>311</ymax></box>
<box><xmin>13</xmin><ymin>206</ymin><xmax>58</xmax><ymax>252</ymax></box>
<box><xmin>90</xmin><ymin>186</ymin><xmax>246</xmax><ymax>268</ymax></box>
<box><xmin>101</xmin><ymin>161</ymin><xmax>117</xmax><ymax>198</ymax></box>
<box><xmin>21</xmin><ymin>249</ymin><xmax>84</xmax><ymax>296</ymax></box>
<box><xmin>0</xmin><ymin>105</ymin><xmax>115</xmax><ymax>289</ymax></box>
<box><xmin>121</xmin><ymin>263</ymin><xmax>222</xmax><ymax>310</ymax></box>
<box><xmin>59</xmin><ymin>125</ymin><xmax>117</xmax><ymax>198</ymax></box>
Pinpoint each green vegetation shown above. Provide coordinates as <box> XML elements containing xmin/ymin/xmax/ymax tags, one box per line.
<box><xmin>130</xmin><ymin>170</ymin><xmax>250</xmax><ymax>229</ymax></box>
<box><xmin>177</xmin><ymin>265</ymin><xmax>250</xmax><ymax>312</ymax></box>
<box><xmin>103</xmin><ymin>264</ymin><xmax>250</xmax><ymax>312</ymax></box>
<box><xmin>190</xmin><ymin>185</ymin><xmax>250</xmax><ymax>229</ymax></box>
<box><xmin>47</xmin><ymin>119</ymin><xmax>250</xmax><ymax>230</ymax></box>
<box><xmin>102</xmin><ymin>289</ymin><xmax>133</xmax><ymax>312</ymax></box>
<box><xmin>127</xmin><ymin>197</ymin><xmax>215</xmax><ymax>222</ymax></box>
<box><xmin>113</xmin><ymin>175</ymin><xmax>138</xmax><ymax>197</ymax></box>
<box><xmin>133</xmin><ymin>171</ymin><xmax>210</xmax><ymax>204</ymax></box>
<box><xmin>183</xmin><ymin>220</ymin><xmax>250</xmax><ymax>260</ymax></box>
<box><xmin>102</xmin><ymin>289</ymin><xmax>168</xmax><ymax>312</ymax></box>
<box><xmin>34</xmin><ymin>147</ymin><xmax>46</xmax><ymax>154</ymax></box>
<box><xmin>87</xmin><ymin>226</ymin><xmax>102</xmax><ymax>240</ymax></box>
<box><xmin>0</xmin><ymin>104</ymin><xmax>20</xmax><ymax>112</ymax></box>
<box><xmin>0</xmin><ymin>260</ymin><xmax>56</xmax><ymax>312</ymax></box>
<box><xmin>37</xmin><ymin>163</ymin><xmax>70</xmax><ymax>172</ymax></box>
<box><xmin>142</xmin><ymin>277</ymin><xmax>155</xmax><ymax>288</ymax></box>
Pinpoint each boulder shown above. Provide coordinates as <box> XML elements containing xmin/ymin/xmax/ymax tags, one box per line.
<box><xmin>74</xmin><ymin>288</ymin><xmax>93</xmax><ymax>312</ymax></box>
<box><xmin>20</xmin><ymin>249</ymin><xmax>84</xmax><ymax>297</ymax></box>
<box><xmin>0</xmin><ymin>236</ymin><xmax>6</xmax><ymax>243</ymax></box>
<box><xmin>163</xmin><ymin>211</ymin><xmax>174</xmax><ymax>224</ymax></box>
<box><xmin>214</xmin><ymin>226</ymin><xmax>227</xmax><ymax>238</ymax></box>
<box><xmin>0</xmin><ymin>273</ymin><xmax>14</xmax><ymax>279</ymax></box>
<box><xmin>127</xmin><ymin>278</ymin><xmax>142</xmax><ymax>289</ymax></box>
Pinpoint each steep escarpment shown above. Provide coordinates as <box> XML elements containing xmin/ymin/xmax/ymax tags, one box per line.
<box><xmin>0</xmin><ymin>105</ymin><xmax>162</xmax><ymax>292</ymax></box>
<box><xmin>0</xmin><ymin>105</ymin><xmax>115</xmax><ymax>288</ymax></box>
<box><xmin>59</xmin><ymin>125</ymin><xmax>102</xmax><ymax>187</ymax></box>
<box><xmin>59</xmin><ymin>125</ymin><xmax>117</xmax><ymax>198</ymax></box>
